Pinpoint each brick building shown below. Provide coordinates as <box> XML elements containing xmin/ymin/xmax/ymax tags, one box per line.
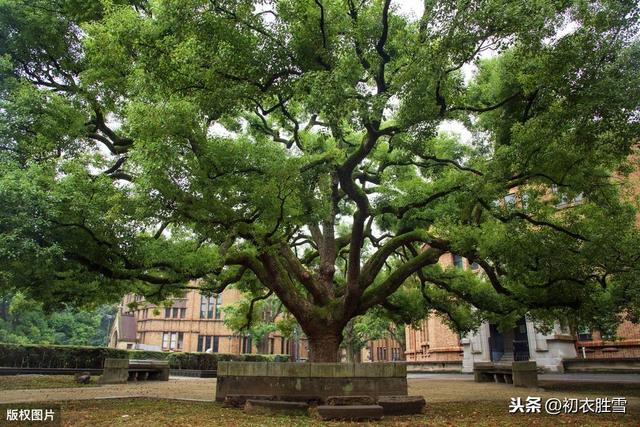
<box><xmin>108</xmin><ymin>286</ymin><xmax>308</xmax><ymax>360</ymax></box>
<box><xmin>371</xmin><ymin>170</ymin><xmax>640</xmax><ymax>369</ymax></box>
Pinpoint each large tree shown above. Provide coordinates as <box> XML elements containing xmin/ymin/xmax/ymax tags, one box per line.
<box><xmin>1</xmin><ymin>0</ymin><xmax>640</xmax><ymax>361</ymax></box>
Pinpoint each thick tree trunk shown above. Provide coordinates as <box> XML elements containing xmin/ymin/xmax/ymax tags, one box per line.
<box><xmin>307</xmin><ymin>332</ymin><xmax>342</xmax><ymax>362</ymax></box>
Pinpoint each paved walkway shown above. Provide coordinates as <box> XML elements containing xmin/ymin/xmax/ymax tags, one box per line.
<box><xmin>407</xmin><ymin>372</ymin><xmax>640</xmax><ymax>383</ymax></box>
<box><xmin>0</xmin><ymin>377</ymin><xmax>216</xmax><ymax>404</ymax></box>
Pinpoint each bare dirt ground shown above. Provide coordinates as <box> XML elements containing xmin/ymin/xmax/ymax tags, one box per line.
<box><xmin>0</xmin><ymin>377</ymin><xmax>215</xmax><ymax>404</ymax></box>
<box><xmin>2</xmin><ymin>376</ymin><xmax>639</xmax><ymax>411</ymax></box>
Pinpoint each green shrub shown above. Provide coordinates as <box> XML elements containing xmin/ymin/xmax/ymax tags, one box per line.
<box><xmin>0</xmin><ymin>343</ymin><xmax>291</xmax><ymax>371</ymax></box>
<box><xmin>0</xmin><ymin>343</ymin><xmax>127</xmax><ymax>369</ymax></box>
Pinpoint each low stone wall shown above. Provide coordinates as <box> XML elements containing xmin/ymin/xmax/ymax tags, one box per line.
<box><xmin>563</xmin><ymin>357</ymin><xmax>640</xmax><ymax>373</ymax></box>
<box><xmin>404</xmin><ymin>361</ymin><xmax>462</xmax><ymax>373</ymax></box>
<box><xmin>215</xmin><ymin>362</ymin><xmax>407</xmax><ymax>402</ymax></box>
<box><xmin>170</xmin><ymin>369</ymin><xmax>217</xmax><ymax>378</ymax></box>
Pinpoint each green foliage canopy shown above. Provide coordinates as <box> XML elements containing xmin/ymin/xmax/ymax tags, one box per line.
<box><xmin>1</xmin><ymin>0</ymin><xmax>639</xmax><ymax>360</ymax></box>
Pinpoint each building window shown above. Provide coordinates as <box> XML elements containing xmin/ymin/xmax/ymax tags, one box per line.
<box><xmin>200</xmin><ymin>294</ymin><xmax>222</xmax><ymax>319</ymax></box>
<box><xmin>197</xmin><ymin>335</ymin><xmax>220</xmax><ymax>352</ymax></box>
<box><xmin>577</xmin><ymin>328</ymin><xmax>593</xmax><ymax>341</ymax></box>
<box><xmin>453</xmin><ymin>255</ymin><xmax>464</xmax><ymax>269</ymax></box>
<box><xmin>470</xmin><ymin>261</ymin><xmax>480</xmax><ymax>270</ymax></box>
<box><xmin>215</xmin><ymin>294</ymin><xmax>222</xmax><ymax>319</ymax></box>
<box><xmin>165</xmin><ymin>307</ymin><xmax>187</xmax><ymax>319</ymax></box>
<box><xmin>269</xmin><ymin>338</ymin><xmax>275</xmax><ymax>354</ymax></box>
<box><xmin>162</xmin><ymin>332</ymin><xmax>184</xmax><ymax>350</ymax></box>
<box><xmin>242</xmin><ymin>336</ymin><xmax>252</xmax><ymax>354</ymax></box>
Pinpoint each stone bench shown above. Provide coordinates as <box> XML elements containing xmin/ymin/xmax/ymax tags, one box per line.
<box><xmin>473</xmin><ymin>361</ymin><xmax>538</xmax><ymax>387</ymax></box>
<box><xmin>99</xmin><ymin>358</ymin><xmax>169</xmax><ymax>384</ymax></box>
<box><xmin>317</xmin><ymin>405</ymin><xmax>384</xmax><ymax>421</ymax></box>
<box><xmin>244</xmin><ymin>399</ymin><xmax>308</xmax><ymax>415</ymax></box>
<box><xmin>127</xmin><ymin>359</ymin><xmax>169</xmax><ymax>381</ymax></box>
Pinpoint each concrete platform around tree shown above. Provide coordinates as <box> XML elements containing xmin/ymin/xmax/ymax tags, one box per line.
<box><xmin>215</xmin><ymin>362</ymin><xmax>407</xmax><ymax>402</ymax></box>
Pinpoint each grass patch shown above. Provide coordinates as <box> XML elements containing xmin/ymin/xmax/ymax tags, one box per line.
<box><xmin>0</xmin><ymin>375</ymin><xmax>100</xmax><ymax>391</ymax></box>
<box><xmin>18</xmin><ymin>398</ymin><xmax>635</xmax><ymax>427</ymax></box>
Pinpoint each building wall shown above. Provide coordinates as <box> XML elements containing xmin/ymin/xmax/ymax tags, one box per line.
<box><xmin>461</xmin><ymin>320</ymin><xmax>578</xmax><ymax>373</ymax></box>
<box><xmin>403</xmin><ymin>253</ymin><xmax>468</xmax><ymax>362</ymax></box>
<box><xmin>577</xmin><ymin>318</ymin><xmax>640</xmax><ymax>359</ymax></box>
<box><xmin>115</xmin><ymin>287</ymin><xmax>308</xmax><ymax>359</ymax></box>
<box><xmin>364</xmin><ymin>337</ymin><xmax>404</xmax><ymax>362</ymax></box>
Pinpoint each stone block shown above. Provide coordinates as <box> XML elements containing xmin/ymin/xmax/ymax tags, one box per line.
<box><xmin>512</xmin><ymin>361</ymin><xmax>538</xmax><ymax>388</ymax></box>
<box><xmin>317</xmin><ymin>405</ymin><xmax>383</xmax><ymax>421</ymax></box>
<box><xmin>310</xmin><ymin>363</ymin><xmax>355</xmax><ymax>378</ymax></box>
<box><xmin>377</xmin><ymin>395</ymin><xmax>426</xmax><ymax>415</ymax></box>
<box><xmin>326</xmin><ymin>395</ymin><xmax>375</xmax><ymax>406</ymax></box>
<box><xmin>244</xmin><ymin>400</ymin><xmax>308</xmax><ymax>415</ymax></box>
<box><xmin>99</xmin><ymin>358</ymin><xmax>129</xmax><ymax>384</ymax></box>
<box><xmin>512</xmin><ymin>370</ymin><xmax>538</xmax><ymax>388</ymax></box>
<box><xmin>149</xmin><ymin>366</ymin><xmax>170</xmax><ymax>381</ymax></box>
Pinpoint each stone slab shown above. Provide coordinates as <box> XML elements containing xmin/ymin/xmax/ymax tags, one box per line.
<box><xmin>244</xmin><ymin>399</ymin><xmax>308</xmax><ymax>415</ymax></box>
<box><xmin>326</xmin><ymin>395</ymin><xmax>375</xmax><ymax>406</ymax></box>
<box><xmin>99</xmin><ymin>358</ymin><xmax>129</xmax><ymax>384</ymax></box>
<box><xmin>377</xmin><ymin>395</ymin><xmax>426</xmax><ymax>415</ymax></box>
<box><xmin>223</xmin><ymin>394</ymin><xmax>274</xmax><ymax>408</ymax></box>
<box><xmin>317</xmin><ymin>405</ymin><xmax>383</xmax><ymax>421</ymax></box>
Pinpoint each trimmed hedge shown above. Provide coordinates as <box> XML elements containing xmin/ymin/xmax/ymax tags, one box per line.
<box><xmin>0</xmin><ymin>343</ymin><xmax>128</xmax><ymax>369</ymax></box>
<box><xmin>0</xmin><ymin>343</ymin><xmax>290</xmax><ymax>371</ymax></box>
<box><xmin>128</xmin><ymin>350</ymin><xmax>289</xmax><ymax>370</ymax></box>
